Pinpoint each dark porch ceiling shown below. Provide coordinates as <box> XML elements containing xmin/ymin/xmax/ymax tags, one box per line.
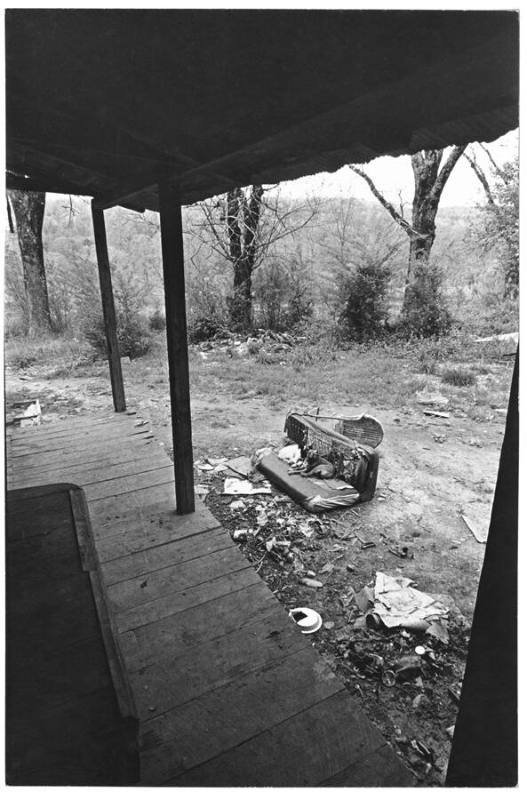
<box><xmin>5</xmin><ymin>10</ymin><xmax>519</xmax><ymax>211</ymax></box>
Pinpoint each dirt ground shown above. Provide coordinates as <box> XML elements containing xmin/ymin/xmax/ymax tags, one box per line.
<box><xmin>4</xmin><ymin>334</ymin><xmax>514</xmax><ymax>785</ymax></box>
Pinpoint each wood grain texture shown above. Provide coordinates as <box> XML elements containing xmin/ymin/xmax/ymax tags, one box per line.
<box><xmin>6</xmin><ymin>415</ymin><xmax>412</xmax><ymax>786</ymax></box>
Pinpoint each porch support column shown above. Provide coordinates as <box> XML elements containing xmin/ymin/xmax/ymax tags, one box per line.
<box><xmin>158</xmin><ymin>181</ymin><xmax>195</xmax><ymax>514</ymax></box>
<box><xmin>91</xmin><ymin>201</ymin><xmax>126</xmax><ymax>412</ymax></box>
<box><xmin>446</xmin><ymin>351</ymin><xmax>518</xmax><ymax>787</ymax></box>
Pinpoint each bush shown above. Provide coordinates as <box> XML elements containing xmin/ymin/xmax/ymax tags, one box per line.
<box><xmin>149</xmin><ymin>308</ymin><xmax>166</xmax><ymax>331</ymax></box>
<box><xmin>338</xmin><ymin>258</ymin><xmax>390</xmax><ymax>343</ymax></box>
<box><xmin>399</xmin><ymin>262</ymin><xmax>452</xmax><ymax>338</ymax></box>
<box><xmin>442</xmin><ymin>368</ymin><xmax>477</xmax><ymax>387</ymax></box>
<box><xmin>83</xmin><ymin>304</ymin><xmax>153</xmax><ymax>359</ymax></box>
<box><xmin>188</xmin><ymin>316</ymin><xmax>230</xmax><ymax>343</ymax></box>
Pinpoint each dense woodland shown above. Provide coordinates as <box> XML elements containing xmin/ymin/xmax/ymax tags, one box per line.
<box><xmin>4</xmin><ymin>145</ymin><xmax>519</xmax><ymax>358</ymax></box>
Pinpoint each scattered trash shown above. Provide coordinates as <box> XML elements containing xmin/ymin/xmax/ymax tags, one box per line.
<box><xmin>306</xmin><ymin>570</ymin><xmax>317</xmax><ymax>578</ymax></box>
<box><xmin>448</xmin><ymin>683</ymin><xmax>462</xmax><ymax>705</ymax></box>
<box><xmin>475</xmin><ymin>331</ymin><xmax>518</xmax><ymax>345</ymax></box>
<box><xmin>427</xmin><ymin>619</ymin><xmax>450</xmax><ymax>645</ymax></box>
<box><xmin>299</xmin><ymin>577</ymin><xmax>323</xmax><ymax>589</ymax></box>
<box><xmin>354</xmin><ymin>586</ymin><xmax>375</xmax><ymax>614</ymax></box>
<box><xmin>289</xmin><ymin>607</ymin><xmax>322</xmax><ymax>634</ymax></box>
<box><xmin>222</xmin><ymin>477</ymin><xmax>272</xmax><ymax>496</ymax></box>
<box><xmin>423</xmin><ymin>409</ymin><xmax>450</xmax><ymax>419</ymax></box>
<box><xmin>323</xmin><ymin>621</ymin><xmax>335</xmax><ymax>630</ymax></box>
<box><xmin>229</xmin><ymin>499</ymin><xmax>246</xmax><ymax>511</ymax></box>
<box><xmin>388</xmin><ymin>544</ymin><xmax>413</xmax><ymax>559</ymax></box>
<box><xmin>394</xmin><ymin>655</ymin><xmax>423</xmax><ymax>680</ymax></box>
<box><xmin>460</xmin><ymin>513</ymin><xmax>488</xmax><ymax>544</ymax></box>
<box><xmin>278</xmin><ymin>443</ymin><xmax>302</xmax><ymax>464</ymax></box>
<box><xmin>416</xmin><ymin>391</ymin><xmax>449</xmax><ymax>407</ymax></box>
<box><xmin>381</xmin><ymin>670</ymin><xmax>396</xmax><ymax>687</ymax></box>
<box><xmin>363</xmin><ymin>572</ymin><xmax>450</xmax><ymax>634</ymax></box>
<box><xmin>12</xmin><ymin>398</ymin><xmax>41</xmax><ymax>427</ymax></box>
<box><xmin>232</xmin><ymin>529</ymin><xmax>248</xmax><ymax>542</ymax></box>
<box><xmin>414</xmin><ymin>645</ymin><xmax>427</xmax><ymax>656</ymax></box>
<box><xmin>225</xmin><ymin>455</ymin><xmax>253</xmax><ymax>479</ymax></box>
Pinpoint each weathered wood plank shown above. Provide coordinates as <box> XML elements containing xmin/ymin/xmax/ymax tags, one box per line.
<box><xmin>7</xmin><ymin>524</ymin><xmax>83</xmax><ymax>580</ymax></box>
<box><xmin>140</xmin><ymin>647</ymin><xmax>342</xmax><ymax>784</ymax></box>
<box><xmin>94</xmin><ymin>503</ymin><xmax>219</xmax><ymax>557</ymax></box>
<box><xmin>7</xmin><ymin>413</ymin><xmax>139</xmax><ymax>441</ymax></box>
<box><xmin>129</xmin><ymin>607</ymin><xmax>309</xmax><ymax>719</ymax></box>
<box><xmin>9</xmin><ymin>427</ymin><xmax>151</xmax><ymax>456</ymax></box>
<box><xmin>92</xmin><ymin>202</ymin><xmax>126</xmax><ymax>412</ymax></box>
<box><xmin>83</xmin><ymin>466</ymin><xmax>174</xmax><ymax>502</ymax></box>
<box><xmin>320</xmin><ymin>744</ymin><xmax>414</xmax><ymax>786</ymax></box>
<box><xmin>8</xmin><ymin>453</ymin><xmax>170</xmax><ymax>491</ymax></box>
<box><xmin>107</xmin><ymin>545</ymin><xmax>244</xmax><ymax>612</ymax></box>
<box><xmin>102</xmin><ymin>526</ymin><xmax>232</xmax><ymax>585</ymax></box>
<box><xmin>120</xmin><ymin>582</ymin><xmax>276</xmax><ymax>673</ymax></box>
<box><xmin>8</xmin><ymin>635</ymin><xmax>114</xmax><ymax>713</ymax></box>
<box><xmin>89</xmin><ymin>483</ymin><xmax>177</xmax><ymax>531</ymax></box>
<box><xmin>158</xmin><ymin>180</ymin><xmax>194</xmax><ymax>514</ymax></box>
<box><xmin>167</xmin><ymin>690</ymin><xmax>387</xmax><ymax>787</ymax></box>
<box><xmin>115</xmin><ymin>567</ymin><xmax>260</xmax><ymax>633</ymax></box>
<box><xmin>6</xmin><ymin>686</ymin><xmax>138</xmax><ymax>786</ymax></box>
<box><xmin>7</xmin><ymin>439</ymin><xmax>161</xmax><ymax>476</ymax></box>
<box><xmin>7</xmin><ymin>409</ymin><xmax>137</xmax><ymax>432</ymax></box>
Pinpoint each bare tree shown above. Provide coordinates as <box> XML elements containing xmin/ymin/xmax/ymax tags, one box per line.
<box><xmin>7</xmin><ymin>190</ymin><xmax>52</xmax><ymax>335</ymax></box>
<box><xmin>350</xmin><ymin>146</ymin><xmax>466</xmax><ymax>321</ymax></box>
<box><xmin>464</xmin><ymin>144</ymin><xmax>519</xmax><ymax>296</ymax></box>
<box><xmin>198</xmin><ymin>185</ymin><xmax>318</xmax><ymax>331</ymax></box>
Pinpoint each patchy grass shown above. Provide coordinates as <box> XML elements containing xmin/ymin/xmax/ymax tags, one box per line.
<box><xmin>441</xmin><ymin>368</ymin><xmax>477</xmax><ymax>387</ymax></box>
<box><xmin>5</xmin><ymin>335</ymin><xmax>95</xmax><ymax>375</ymax></box>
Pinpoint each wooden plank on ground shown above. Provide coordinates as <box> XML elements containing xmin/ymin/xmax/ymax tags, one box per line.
<box><xmin>167</xmin><ymin>690</ymin><xmax>387</xmax><ymax>787</ymax></box>
<box><xmin>129</xmin><ymin>607</ymin><xmax>310</xmax><ymax>719</ymax></box>
<box><xmin>7</xmin><ymin>413</ymin><xmax>140</xmax><ymax>441</ymax></box>
<box><xmin>8</xmin><ymin>428</ymin><xmax>153</xmax><ymax>457</ymax></box>
<box><xmin>115</xmin><ymin>567</ymin><xmax>260</xmax><ymax>633</ymax></box>
<box><xmin>140</xmin><ymin>646</ymin><xmax>342</xmax><ymax>784</ymax></box>
<box><xmin>120</xmin><ymin>582</ymin><xmax>277</xmax><ymax>673</ymax></box>
<box><xmin>7</xmin><ymin>440</ymin><xmax>162</xmax><ymax>478</ymax></box>
<box><xmin>320</xmin><ymin>743</ymin><xmax>414</xmax><ymax>786</ymax></box>
<box><xmin>8</xmin><ymin>453</ymin><xmax>169</xmax><ymax>489</ymax></box>
<box><xmin>102</xmin><ymin>527</ymin><xmax>232</xmax><ymax>585</ymax></box>
<box><xmin>83</xmin><ymin>466</ymin><xmax>174</xmax><ymax>502</ymax></box>
<box><xmin>94</xmin><ymin>504</ymin><xmax>220</xmax><ymax>558</ymax></box>
<box><xmin>107</xmin><ymin>546</ymin><xmax>245</xmax><ymax>612</ymax></box>
<box><xmin>89</xmin><ymin>483</ymin><xmax>176</xmax><ymax>528</ymax></box>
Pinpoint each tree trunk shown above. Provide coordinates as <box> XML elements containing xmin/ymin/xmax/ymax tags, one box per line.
<box><xmin>226</xmin><ymin>185</ymin><xmax>263</xmax><ymax>332</ymax></box>
<box><xmin>231</xmin><ymin>255</ymin><xmax>253</xmax><ymax>331</ymax></box>
<box><xmin>8</xmin><ymin>190</ymin><xmax>51</xmax><ymax>335</ymax></box>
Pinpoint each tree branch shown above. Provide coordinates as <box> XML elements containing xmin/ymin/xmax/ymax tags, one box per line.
<box><xmin>349</xmin><ymin>165</ymin><xmax>419</xmax><ymax>238</ymax></box>
<box><xmin>430</xmin><ymin>145</ymin><xmax>466</xmax><ymax>201</ymax></box>
<box><xmin>464</xmin><ymin>151</ymin><xmax>495</xmax><ymax>205</ymax></box>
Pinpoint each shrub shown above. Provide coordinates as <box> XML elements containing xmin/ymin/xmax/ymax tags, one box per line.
<box><xmin>442</xmin><ymin>367</ymin><xmax>477</xmax><ymax>387</ymax></box>
<box><xmin>83</xmin><ymin>304</ymin><xmax>153</xmax><ymax>359</ymax></box>
<box><xmin>149</xmin><ymin>308</ymin><xmax>166</xmax><ymax>331</ymax></box>
<box><xmin>338</xmin><ymin>258</ymin><xmax>390</xmax><ymax>343</ymax></box>
<box><xmin>399</xmin><ymin>262</ymin><xmax>452</xmax><ymax>338</ymax></box>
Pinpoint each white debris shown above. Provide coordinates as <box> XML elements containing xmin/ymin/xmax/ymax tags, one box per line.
<box><xmin>278</xmin><ymin>443</ymin><xmax>302</xmax><ymax>464</ymax></box>
<box><xmin>223</xmin><ymin>477</ymin><xmax>272</xmax><ymax>496</ymax></box>
<box><xmin>373</xmin><ymin>571</ymin><xmax>449</xmax><ymax>630</ymax></box>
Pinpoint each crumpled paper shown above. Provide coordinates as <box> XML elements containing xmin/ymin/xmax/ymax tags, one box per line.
<box><xmin>372</xmin><ymin>571</ymin><xmax>449</xmax><ymax>629</ymax></box>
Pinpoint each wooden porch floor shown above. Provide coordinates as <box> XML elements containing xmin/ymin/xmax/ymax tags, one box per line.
<box><xmin>6</xmin><ymin>413</ymin><xmax>413</xmax><ymax>787</ymax></box>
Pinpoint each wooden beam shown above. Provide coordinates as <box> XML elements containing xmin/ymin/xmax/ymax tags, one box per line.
<box><xmin>91</xmin><ymin>201</ymin><xmax>126</xmax><ymax>413</ymax></box>
<box><xmin>158</xmin><ymin>181</ymin><xmax>195</xmax><ymax>514</ymax></box>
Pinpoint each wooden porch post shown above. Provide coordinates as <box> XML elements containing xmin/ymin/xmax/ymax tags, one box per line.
<box><xmin>91</xmin><ymin>201</ymin><xmax>126</xmax><ymax>412</ymax></box>
<box><xmin>158</xmin><ymin>181</ymin><xmax>195</xmax><ymax>514</ymax></box>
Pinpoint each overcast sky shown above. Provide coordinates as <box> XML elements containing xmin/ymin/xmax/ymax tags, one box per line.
<box><xmin>278</xmin><ymin>128</ymin><xmax>518</xmax><ymax>208</ymax></box>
